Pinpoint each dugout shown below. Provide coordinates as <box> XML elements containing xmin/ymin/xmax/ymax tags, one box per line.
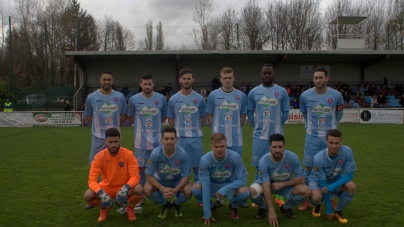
<box><xmin>66</xmin><ymin>50</ymin><xmax>404</xmax><ymax>110</ymax></box>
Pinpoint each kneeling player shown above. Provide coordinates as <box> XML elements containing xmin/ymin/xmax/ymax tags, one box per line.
<box><xmin>249</xmin><ymin>134</ymin><xmax>310</xmax><ymax>226</ymax></box>
<box><xmin>192</xmin><ymin>133</ymin><xmax>249</xmax><ymax>225</ymax></box>
<box><xmin>83</xmin><ymin>128</ymin><xmax>144</xmax><ymax>222</ymax></box>
<box><xmin>308</xmin><ymin>129</ymin><xmax>356</xmax><ymax>224</ymax></box>
<box><xmin>144</xmin><ymin>127</ymin><xmax>192</xmax><ymax>218</ymax></box>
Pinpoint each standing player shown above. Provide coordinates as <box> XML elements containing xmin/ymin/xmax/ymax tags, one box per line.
<box><xmin>206</xmin><ymin>67</ymin><xmax>247</xmax><ymax>157</ymax></box>
<box><xmin>144</xmin><ymin>127</ymin><xmax>192</xmax><ymax>218</ymax></box>
<box><xmin>247</xmin><ymin>63</ymin><xmax>290</xmax><ymax>206</ymax></box>
<box><xmin>83</xmin><ymin>128</ymin><xmax>144</xmax><ymax>222</ymax></box>
<box><xmin>308</xmin><ymin>129</ymin><xmax>356</xmax><ymax>224</ymax></box>
<box><xmin>168</xmin><ymin>68</ymin><xmax>206</xmax><ymax>183</ymax></box>
<box><xmin>249</xmin><ymin>134</ymin><xmax>310</xmax><ymax>226</ymax></box>
<box><xmin>299</xmin><ymin>67</ymin><xmax>344</xmax><ymax>211</ymax></box>
<box><xmin>127</xmin><ymin>73</ymin><xmax>167</xmax><ymax>206</ymax></box>
<box><xmin>192</xmin><ymin>133</ymin><xmax>249</xmax><ymax>224</ymax></box>
<box><xmin>84</xmin><ymin>70</ymin><xmax>128</xmax><ymax>166</ymax></box>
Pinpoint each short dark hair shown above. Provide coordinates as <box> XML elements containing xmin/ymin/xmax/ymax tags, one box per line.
<box><xmin>101</xmin><ymin>70</ymin><xmax>113</xmax><ymax>77</ymax></box>
<box><xmin>261</xmin><ymin>63</ymin><xmax>274</xmax><ymax>71</ymax></box>
<box><xmin>327</xmin><ymin>129</ymin><xmax>342</xmax><ymax>139</ymax></box>
<box><xmin>162</xmin><ymin>127</ymin><xmax>177</xmax><ymax>138</ymax></box>
<box><xmin>270</xmin><ymin>133</ymin><xmax>285</xmax><ymax>145</ymax></box>
<box><xmin>141</xmin><ymin>73</ymin><xmax>153</xmax><ymax>81</ymax></box>
<box><xmin>105</xmin><ymin>128</ymin><xmax>120</xmax><ymax>138</ymax></box>
<box><xmin>314</xmin><ymin>67</ymin><xmax>328</xmax><ymax>76</ymax></box>
<box><xmin>179</xmin><ymin>68</ymin><xmax>193</xmax><ymax>77</ymax></box>
<box><xmin>220</xmin><ymin>67</ymin><xmax>234</xmax><ymax>76</ymax></box>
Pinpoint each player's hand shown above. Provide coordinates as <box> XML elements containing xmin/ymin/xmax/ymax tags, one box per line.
<box><xmin>271</xmin><ymin>182</ymin><xmax>284</xmax><ymax>191</ymax></box>
<box><xmin>327</xmin><ymin>213</ymin><xmax>334</xmax><ymax>220</ymax></box>
<box><xmin>268</xmin><ymin>211</ymin><xmax>279</xmax><ymax>226</ymax></box>
<box><xmin>97</xmin><ymin>189</ymin><xmax>113</xmax><ymax>209</ymax></box>
<box><xmin>202</xmin><ymin>214</ymin><xmax>215</xmax><ymax>225</ymax></box>
<box><xmin>215</xmin><ymin>191</ymin><xmax>223</xmax><ymax>199</ymax></box>
<box><xmin>115</xmin><ymin>184</ymin><xmax>130</xmax><ymax>206</ymax></box>
<box><xmin>161</xmin><ymin>187</ymin><xmax>174</xmax><ymax>198</ymax></box>
<box><xmin>321</xmin><ymin>187</ymin><xmax>329</xmax><ymax>194</ymax></box>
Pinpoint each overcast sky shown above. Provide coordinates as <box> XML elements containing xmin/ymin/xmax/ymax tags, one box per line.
<box><xmin>79</xmin><ymin>0</ymin><xmax>333</xmax><ymax>28</ymax></box>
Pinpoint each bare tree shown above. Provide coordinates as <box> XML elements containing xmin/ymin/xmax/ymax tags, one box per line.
<box><xmin>361</xmin><ymin>0</ymin><xmax>389</xmax><ymax>50</ymax></box>
<box><xmin>266</xmin><ymin>1</ymin><xmax>289</xmax><ymax>50</ymax></box>
<box><xmin>98</xmin><ymin>16</ymin><xmax>136</xmax><ymax>51</ymax></box>
<box><xmin>386</xmin><ymin>0</ymin><xmax>404</xmax><ymax>50</ymax></box>
<box><xmin>217</xmin><ymin>5</ymin><xmax>238</xmax><ymax>50</ymax></box>
<box><xmin>144</xmin><ymin>20</ymin><xmax>153</xmax><ymax>50</ymax></box>
<box><xmin>240</xmin><ymin>0</ymin><xmax>268</xmax><ymax>50</ymax></box>
<box><xmin>192</xmin><ymin>0</ymin><xmax>219</xmax><ymax>50</ymax></box>
<box><xmin>155</xmin><ymin>21</ymin><xmax>164</xmax><ymax>50</ymax></box>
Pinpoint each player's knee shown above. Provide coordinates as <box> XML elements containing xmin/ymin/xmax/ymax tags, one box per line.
<box><xmin>143</xmin><ymin>183</ymin><xmax>154</xmax><ymax>197</ymax></box>
<box><xmin>236</xmin><ymin>186</ymin><xmax>248</xmax><ymax>195</ymax></box>
<box><xmin>84</xmin><ymin>189</ymin><xmax>96</xmax><ymax>202</ymax></box>
<box><xmin>310</xmin><ymin>189</ymin><xmax>322</xmax><ymax>203</ymax></box>
<box><xmin>192</xmin><ymin>182</ymin><xmax>202</xmax><ymax>190</ymax></box>
<box><xmin>345</xmin><ymin>181</ymin><xmax>356</xmax><ymax>193</ymax></box>
<box><xmin>182</xmin><ymin>183</ymin><xmax>192</xmax><ymax>198</ymax></box>
<box><xmin>133</xmin><ymin>183</ymin><xmax>144</xmax><ymax>196</ymax></box>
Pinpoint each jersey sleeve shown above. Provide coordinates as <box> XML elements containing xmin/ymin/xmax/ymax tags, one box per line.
<box><xmin>234</xmin><ymin>154</ymin><xmax>248</xmax><ymax>179</ymax></box>
<box><xmin>299</xmin><ymin>93</ymin><xmax>307</xmax><ymax>114</ymax></box>
<box><xmin>126</xmin><ymin>152</ymin><xmax>140</xmax><ymax>187</ymax></box>
<box><xmin>281</xmin><ymin>89</ymin><xmax>291</xmax><ymax>112</ymax></box>
<box><xmin>180</xmin><ymin>149</ymin><xmax>190</xmax><ymax>177</ymax></box>
<box><xmin>199</xmin><ymin>155</ymin><xmax>211</xmax><ymax>181</ymax></box>
<box><xmin>313</xmin><ymin>152</ymin><xmax>326</xmax><ymax>181</ymax></box>
<box><xmin>258</xmin><ymin>156</ymin><xmax>270</xmax><ymax>183</ymax></box>
<box><xmin>290</xmin><ymin>152</ymin><xmax>305</xmax><ymax>178</ymax></box>
<box><xmin>199</xmin><ymin>96</ymin><xmax>207</xmax><ymax>117</ymax></box>
<box><xmin>247</xmin><ymin>89</ymin><xmax>255</xmax><ymax>111</ymax></box>
<box><xmin>240</xmin><ymin>93</ymin><xmax>247</xmax><ymax>114</ymax></box>
<box><xmin>343</xmin><ymin>147</ymin><xmax>357</xmax><ymax>173</ymax></box>
<box><xmin>145</xmin><ymin>149</ymin><xmax>159</xmax><ymax>176</ymax></box>
<box><xmin>206</xmin><ymin>93</ymin><xmax>215</xmax><ymax>114</ymax></box>
<box><xmin>127</xmin><ymin>97</ymin><xmax>135</xmax><ymax>117</ymax></box>
<box><xmin>119</xmin><ymin>93</ymin><xmax>128</xmax><ymax>116</ymax></box>
<box><xmin>88</xmin><ymin>152</ymin><xmax>102</xmax><ymax>193</ymax></box>
<box><xmin>160</xmin><ymin>96</ymin><xmax>168</xmax><ymax>117</ymax></box>
<box><xmin>84</xmin><ymin>95</ymin><xmax>93</xmax><ymax>116</ymax></box>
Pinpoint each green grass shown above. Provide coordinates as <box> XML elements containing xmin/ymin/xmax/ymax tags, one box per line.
<box><xmin>1</xmin><ymin>124</ymin><xmax>404</xmax><ymax>227</ymax></box>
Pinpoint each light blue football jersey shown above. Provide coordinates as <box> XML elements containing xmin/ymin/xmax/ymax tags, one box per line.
<box><xmin>247</xmin><ymin>84</ymin><xmax>290</xmax><ymax>139</ymax></box>
<box><xmin>300</xmin><ymin>87</ymin><xmax>344</xmax><ymax>139</ymax></box>
<box><xmin>127</xmin><ymin>92</ymin><xmax>167</xmax><ymax>150</ymax></box>
<box><xmin>206</xmin><ymin>88</ymin><xmax>247</xmax><ymax>147</ymax></box>
<box><xmin>199</xmin><ymin>150</ymin><xmax>247</xmax><ymax>183</ymax></box>
<box><xmin>84</xmin><ymin>90</ymin><xmax>127</xmax><ymax>139</ymax></box>
<box><xmin>145</xmin><ymin>145</ymin><xmax>190</xmax><ymax>182</ymax></box>
<box><xmin>258</xmin><ymin>150</ymin><xmax>304</xmax><ymax>184</ymax></box>
<box><xmin>167</xmin><ymin>91</ymin><xmax>206</xmax><ymax>138</ymax></box>
<box><xmin>312</xmin><ymin>145</ymin><xmax>357</xmax><ymax>184</ymax></box>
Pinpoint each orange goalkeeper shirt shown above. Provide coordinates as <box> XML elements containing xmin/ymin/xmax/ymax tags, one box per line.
<box><xmin>88</xmin><ymin>147</ymin><xmax>140</xmax><ymax>193</ymax></box>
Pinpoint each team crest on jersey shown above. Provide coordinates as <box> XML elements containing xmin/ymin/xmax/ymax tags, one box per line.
<box><xmin>140</xmin><ymin>106</ymin><xmax>159</xmax><ymax>118</ymax></box>
<box><xmin>193</xmin><ymin>99</ymin><xmax>198</xmax><ymax>104</ymax></box>
<box><xmin>235</xmin><ymin>95</ymin><xmax>239</xmax><ymax>100</ymax></box>
<box><xmin>338</xmin><ymin>159</ymin><xmax>344</xmax><ymax>166</ymax></box>
<box><xmin>175</xmin><ymin>160</ymin><xmax>180</xmax><ymax>166</ymax></box>
<box><xmin>285</xmin><ymin>163</ymin><xmax>290</xmax><ymax>169</ymax></box>
<box><xmin>154</xmin><ymin>100</ymin><xmax>159</xmax><ymax>106</ymax></box>
<box><xmin>225</xmin><ymin>163</ymin><xmax>230</xmax><ymax>169</ymax></box>
<box><xmin>275</xmin><ymin>92</ymin><xmax>279</xmax><ymax>97</ymax></box>
<box><xmin>114</xmin><ymin>97</ymin><xmax>118</xmax><ymax>102</ymax></box>
<box><xmin>224</xmin><ymin>114</ymin><xmax>232</xmax><ymax>123</ymax></box>
<box><xmin>119</xmin><ymin>162</ymin><xmax>124</xmax><ymax>168</ymax></box>
<box><xmin>271</xmin><ymin>171</ymin><xmax>291</xmax><ymax>182</ymax></box>
<box><xmin>312</xmin><ymin>104</ymin><xmax>332</xmax><ymax>116</ymax></box>
<box><xmin>328</xmin><ymin>98</ymin><xmax>333</xmax><ymax>104</ymax></box>
<box><xmin>220</xmin><ymin>100</ymin><xmax>239</xmax><ymax>112</ymax></box>
<box><xmin>258</xmin><ymin>96</ymin><xmax>278</xmax><ymax>108</ymax></box>
<box><xmin>179</xmin><ymin>103</ymin><xmax>198</xmax><ymax>116</ymax></box>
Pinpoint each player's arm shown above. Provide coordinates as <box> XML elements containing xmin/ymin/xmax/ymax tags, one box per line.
<box><xmin>127</xmin><ymin>116</ymin><xmax>134</xmax><ymax>124</ymax></box>
<box><xmin>199</xmin><ymin>97</ymin><xmax>207</xmax><ymax>127</ymax></box>
<box><xmin>281</xmin><ymin>110</ymin><xmax>289</xmax><ymax>125</ymax></box>
<box><xmin>126</xmin><ymin>154</ymin><xmax>140</xmax><ymax>187</ymax></box>
<box><xmin>88</xmin><ymin>156</ymin><xmax>102</xmax><ymax>193</ymax></box>
<box><xmin>161</xmin><ymin>96</ymin><xmax>168</xmax><ymax>124</ymax></box>
<box><xmin>336</xmin><ymin>93</ymin><xmax>344</xmax><ymax>122</ymax></box>
<box><xmin>240</xmin><ymin>113</ymin><xmax>246</xmax><ymax>127</ymax></box>
<box><xmin>146</xmin><ymin>174</ymin><xmax>166</xmax><ymax>191</ymax></box>
<box><xmin>119</xmin><ymin>114</ymin><xmax>127</xmax><ymax>126</ymax></box>
<box><xmin>281</xmin><ymin>90</ymin><xmax>290</xmax><ymax>124</ymax></box>
<box><xmin>200</xmin><ymin>162</ymin><xmax>212</xmax><ymax>220</ymax></box>
<box><xmin>206</xmin><ymin>113</ymin><xmax>213</xmax><ymax>127</ymax></box>
<box><xmin>247</xmin><ymin>110</ymin><xmax>255</xmax><ymax>127</ymax></box>
<box><xmin>262</xmin><ymin>181</ymin><xmax>278</xmax><ymax>225</ymax></box>
<box><xmin>168</xmin><ymin>118</ymin><xmax>175</xmax><ymax>128</ymax></box>
<box><xmin>299</xmin><ymin>95</ymin><xmax>307</xmax><ymax>120</ymax></box>
<box><xmin>325</xmin><ymin>172</ymin><xmax>354</xmax><ymax>193</ymax></box>
<box><xmin>119</xmin><ymin>94</ymin><xmax>128</xmax><ymax>126</ymax></box>
<box><xmin>167</xmin><ymin>98</ymin><xmax>175</xmax><ymax>128</ymax></box>
<box><xmin>246</xmin><ymin>92</ymin><xmax>255</xmax><ymax>126</ymax></box>
<box><xmin>84</xmin><ymin>97</ymin><xmax>93</xmax><ymax>125</ymax></box>
<box><xmin>173</xmin><ymin>154</ymin><xmax>191</xmax><ymax>194</ymax></box>
<box><xmin>217</xmin><ymin>158</ymin><xmax>247</xmax><ymax>195</ymax></box>
<box><xmin>85</xmin><ymin>116</ymin><xmax>92</xmax><ymax>126</ymax></box>
<box><xmin>314</xmin><ymin>158</ymin><xmax>333</xmax><ymax>215</ymax></box>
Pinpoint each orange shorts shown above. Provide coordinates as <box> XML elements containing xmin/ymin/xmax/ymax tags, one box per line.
<box><xmin>98</xmin><ymin>185</ymin><xmax>122</xmax><ymax>199</ymax></box>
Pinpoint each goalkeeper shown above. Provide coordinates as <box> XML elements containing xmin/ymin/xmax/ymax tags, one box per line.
<box><xmin>83</xmin><ymin>128</ymin><xmax>144</xmax><ymax>222</ymax></box>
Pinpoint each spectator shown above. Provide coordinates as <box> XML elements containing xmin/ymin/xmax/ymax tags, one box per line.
<box><xmin>286</xmin><ymin>86</ymin><xmax>291</xmax><ymax>96</ymax></box>
<box><xmin>111</xmin><ymin>85</ymin><xmax>117</xmax><ymax>91</ymax></box>
<box><xmin>380</xmin><ymin>86</ymin><xmax>386</xmax><ymax>97</ymax></box>
<box><xmin>400</xmin><ymin>94</ymin><xmax>404</xmax><ymax>107</ymax></box>
<box><xmin>200</xmin><ymin>86</ymin><xmax>207</xmax><ymax>97</ymax></box>
<box><xmin>157</xmin><ymin>86</ymin><xmax>165</xmax><ymax>95</ymax></box>
<box><xmin>343</xmin><ymin>91</ymin><xmax>350</xmax><ymax>103</ymax></box>
<box><xmin>394</xmin><ymin>82</ymin><xmax>403</xmax><ymax>96</ymax></box>
<box><xmin>356</xmin><ymin>89</ymin><xmax>364</xmax><ymax>100</ymax></box>
<box><xmin>245</xmin><ymin>85</ymin><xmax>252</xmax><ymax>95</ymax></box>
<box><xmin>239</xmin><ymin>83</ymin><xmax>247</xmax><ymax>93</ymax></box>
<box><xmin>121</xmin><ymin>85</ymin><xmax>129</xmax><ymax>97</ymax></box>
<box><xmin>336</xmin><ymin>84</ymin><xmax>343</xmax><ymax>92</ymax></box>
<box><xmin>211</xmin><ymin>75</ymin><xmax>220</xmax><ymax>90</ymax></box>
<box><xmin>371</xmin><ymin>94</ymin><xmax>379</xmax><ymax>108</ymax></box>
<box><xmin>377</xmin><ymin>93</ymin><xmax>387</xmax><ymax>108</ymax></box>
<box><xmin>369</xmin><ymin>84</ymin><xmax>377</xmax><ymax>96</ymax></box>
<box><xmin>64</xmin><ymin>100</ymin><xmax>71</xmax><ymax>111</ymax></box>
<box><xmin>165</xmin><ymin>83</ymin><xmax>173</xmax><ymax>95</ymax></box>
<box><xmin>290</xmin><ymin>97</ymin><xmax>299</xmax><ymax>109</ymax></box>
<box><xmin>383</xmin><ymin>77</ymin><xmax>390</xmax><ymax>89</ymax></box>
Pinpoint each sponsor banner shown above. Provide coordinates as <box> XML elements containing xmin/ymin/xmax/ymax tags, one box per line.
<box><xmin>360</xmin><ymin>109</ymin><xmax>403</xmax><ymax>124</ymax></box>
<box><xmin>0</xmin><ymin>112</ymin><xmax>33</xmax><ymax>127</ymax></box>
<box><xmin>32</xmin><ymin>112</ymin><xmax>82</xmax><ymax>127</ymax></box>
<box><xmin>300</xmin><ymin>66</ymin><xmax>313</xmax><ymax>79</ymax></box>
<box><xmin>286</xmin><ymin>109</ymin><xmax>305</xmax><ymax>124</ymax></box>
<box><xmin>340</xmin><ymin>109</ymin><xmax>360</xmax><ymax>123</ymax></box>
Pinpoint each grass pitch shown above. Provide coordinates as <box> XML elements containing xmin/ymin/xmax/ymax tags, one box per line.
<box><xmin>1</xmin><ymin>124</ymin><xmax>403</xmax><ymax>226</ymax></box>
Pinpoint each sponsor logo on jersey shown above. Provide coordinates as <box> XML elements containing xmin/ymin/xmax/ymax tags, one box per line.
<box><xmin>99</xmin><ymin>103</ymin><xmax>118</xmax><ymax>114</ymax></box>
<box><xmin>160</xmin><ymin>164</ymin><xmax>181</xmax><ymax>175</ymax></box>
<box><xmin>145</xmin><ymin>120</ymin><xmax>153</xmax><ymax>128</ymax></box>
<box><xmin>270</xmin><ymin>171</ymin><xmax>291</xmax><ymax>182</ymax></box>
<box><xmin>258</xmin><ymin>96</ymin><xmax>278</xmax><ymax>108</ymax></box>
<box><xmin>140</xmin><ymin>105</ymin><xmax>159</xmax><ymax>118</ymax></box>
<box><xmin>312</xmin><ymin>104</ymin><xmax>332</xmax><ymax>116</ymax></box>
<box><xmin>184</xmin><ymin>117</ymin><xmax>192</xmax><ymax>125</ymax></box>
<box><xmin>220</xmin><ymin>100</ymin><xmax>239</xmax><ymax>112</ymax></box>
<box><xmin>318</xmin><ymin>117</ymin><xmax>326</xmax><ymax>125</ymax></box>
<box><xmin>224</xmin><ymin>114</ymin><xmax>232</xmax><ymax>123</ymax></box>
<box><xmin>211</xmin><ymin>170</ymin><xmax>232</xmax><ymax>181</ymax></box>
<box><xmin>179</xmin><ymin>103</ymin><xmax>198</xmax><ymax>116</ymax></box>
<box><xmin>327</xmin><ymin>168</ymin><xmax>342</xmax><ymax>178</ymax></box>
<box><xmin>262</xmin><ymin>109</ymin><xmax>271</xmax><ymax>118</ymax></box>
<box><xmin>105</xmin><ymin>117</ymin><xmax>113</xmax><ymax>125</ymax></box>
